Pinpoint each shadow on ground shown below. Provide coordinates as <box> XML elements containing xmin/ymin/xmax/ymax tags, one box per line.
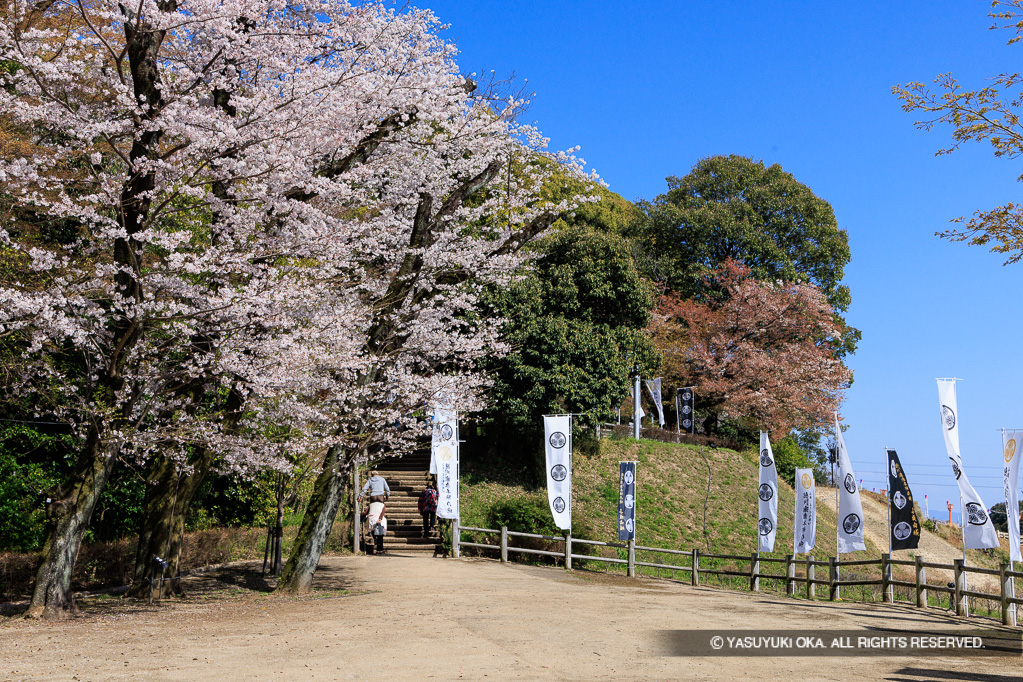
<box><xmin>0</xmin><ymin>556</ymin><xmax>362</xmax><ymax>620</ymax></box>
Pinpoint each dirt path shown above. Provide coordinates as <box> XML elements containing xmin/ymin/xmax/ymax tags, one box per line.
<box><xmin>2</xmin><ymin>554</ymin><xmax>1019</xmax><ymax>680</ymax></box>
<box><xmin>819</xmin><ymin>487</ymin><xmax>1001</xmax><ymax>591</ymax></box>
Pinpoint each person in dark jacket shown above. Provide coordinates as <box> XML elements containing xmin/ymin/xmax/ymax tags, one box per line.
<box><xmin>418</xmin><ymin>480</ymin><xmax>438</xmax><ymax>538</ymax></box>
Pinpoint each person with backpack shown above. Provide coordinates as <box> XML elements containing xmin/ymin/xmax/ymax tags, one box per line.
<box><xmin>418</xmin><ymin>480</ymin><xmax>438</xmax><ymax>538</ymax></box>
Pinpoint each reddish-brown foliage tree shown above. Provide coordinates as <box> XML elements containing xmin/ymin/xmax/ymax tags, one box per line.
<box><xmin>648</xmin><ymin>260</ymin><xmax>852</xmax><ymax>435</ymax></box>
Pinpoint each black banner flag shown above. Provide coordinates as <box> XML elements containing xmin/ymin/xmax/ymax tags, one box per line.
<box><xmin>887</xmin><ymin>449</ymin><xmax>920</xmax><ymax>550</ymax></box>
<box><xmin>678</xmin><ymin>387</ymin><xmax>695</xmax><ymax>434</ymax></box>
<box><xmin>618</xmin><ymin>461</ymin><xmax>637</xmax><ymax>541</ymax></box>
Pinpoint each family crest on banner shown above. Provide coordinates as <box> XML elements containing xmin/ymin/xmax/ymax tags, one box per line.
<box><xmin>794</xmin><ymin>467</ymin><xmax>816</xmax><ymax>554</ymax></box>
<box><xmin>677</xmin><ymin>387</ymin><xmax>695</xmax><ymax>434</ymax></box>
<box><xmin>1001</xmin><ymin>430</ymin><xmax>1022</xmax><ymax>562</ymax></box>
<box><xmin>618</xmin><ymin>461</ymin><xmax>637</xmax><ymax>541</ymax></box>
<box><xmin>432</xmin><ymin>407</ymin><xmax>459</xmax><ymax>519</ymax></box>
<box><xmin>936</xmin><ymin>379</ymin><xmax>999</xmax><ymax>549</ymax></box>
<box><xmin>758</xmin><ymin>431</ymin><xmax>778</xmax><ymax>552</ymax></box>
<box><xmin>834</xmin><ymin>415</ymin><xmax>866</xmax><ymax>553</ymax></box>
<box><xmin>543</xmin><ymin>415</ymin><xmax>572</xmax><ymax>530</ymax></box>
<box><xmin>886</xmin><ymin>449</ymin><xmax>920</xmax><ymax>551</ymax></box>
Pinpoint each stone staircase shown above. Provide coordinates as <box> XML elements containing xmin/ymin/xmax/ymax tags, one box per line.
<box><xmin>369</xmin><ymin>451</ymin><xmax>442</xmax><ymax>555</ymax></box>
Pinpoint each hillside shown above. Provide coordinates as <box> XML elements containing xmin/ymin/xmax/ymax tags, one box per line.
<box><xmin>461</xmin><ymin>436</ymin><xmax>1013</xmax><ymax>595</ymax></box>
<box><xmin>462</xmin><ymin>437</ymin><xmax>882</xmax><ymax>562</ymax></box>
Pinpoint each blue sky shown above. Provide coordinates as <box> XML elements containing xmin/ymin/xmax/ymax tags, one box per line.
<box><xmin>423</xmin><ymin>1</ymin><xmax>1021</xmax><ymax>521</ymax></box>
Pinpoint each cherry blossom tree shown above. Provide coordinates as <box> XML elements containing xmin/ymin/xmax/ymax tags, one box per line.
<box><xmin>894</xmin><ymin>1</ymin><xmax>1023</xmax><ymax>263</ymax></box>
<box><xmin>0</xmin><ymin>0</ymin><xmax>588</xmax><ymax>615</ymax></box>
<box><xmin>647</xmin><ymin>260</ymin><xmax>852</xmax><ymax>436</ymax></box>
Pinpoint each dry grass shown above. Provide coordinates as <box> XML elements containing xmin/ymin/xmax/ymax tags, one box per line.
<box><xmin>0</xmin><ymin>522</ymin><xmax>351</xmax><ymax>603</ymax></box>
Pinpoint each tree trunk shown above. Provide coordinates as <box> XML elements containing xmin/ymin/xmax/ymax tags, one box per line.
<box><xmin>276</xmin><ymin>445</ymin><xmax>351</xmax><ymax>593</ymax></box>
<box><xmin>273</xmin><ymin>475</ymin><xmax>286</xmax><ymax>575</ymax></box>
<box><xmin>126</xmin><ymin>452</ymin><xmax>211</xmax><ymax>598</ymax></box>
<box><xmin>25</xmin><ymin>432</ymin><xmax>116</xmax><ymax>620</ymax></box>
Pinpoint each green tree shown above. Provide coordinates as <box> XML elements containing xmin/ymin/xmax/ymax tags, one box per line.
<box><xmin>771</xmin><ymin>435</ymin><xmax>815</xmax><ymax>485</ymax></box>
<box><xmin>894</xmin><ymin>1</ymin><xmax>1023</xmax><ymax>262</ymax></box>
<box><xmin>639</xmin><ymin>155</ymin><xmax>858</xmax><ymax>355</ymax></box>
<box><xmin>479</xmin><ymin>223</ymin><xmax>657</xmax><ymax>470</ymax></box>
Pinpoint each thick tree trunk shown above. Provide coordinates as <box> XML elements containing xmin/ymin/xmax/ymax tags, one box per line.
<box><xmin>276</xmin><ymin>446</ymin><xmax>351</xmax><ymax>594</ymax></box>
<box><xmin>25</xmin><ymin>432</ymin><xmax>117</xmax><ymax>620</ymax></box>
<box><xmin>126</xmin><ymin>453</ymin><xmax>211</xmax><ymax>597</ymax></box>
<box><xmin>274</xmin><ymin>161</ymin><xmax>555</xmax><ymax>592</ymax></box>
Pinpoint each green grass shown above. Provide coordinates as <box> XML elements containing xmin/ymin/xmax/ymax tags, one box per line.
<box><xmin>460</xmin><ymin>435</ymin><xmax>884</xmax><ymax>590</ymax></box>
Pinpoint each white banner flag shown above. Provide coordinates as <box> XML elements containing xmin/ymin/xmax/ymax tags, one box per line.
<box><xmin>937</xmin><ymin>379</ymin><xmax>999</xmax><ymax>549</ymax></box>
<box><xmin>645</xmin><ymin>378</ymin><xmax>665</xmax><ymax>427</ymax></box>
<box><xmin>430</xmin><ymin>408</ymin><xmax>455</xmax><ymax>475</ymax></box>
<box><xmin>794</xmin><ymin>467</ymin><xmax>817</xmax><ymax>554</ymax></box>
<box><xmin>544</xmin><ymin>415</ymin><xmax>572</xmax><ymax>530</ymax></box>
<box><xmin>835</xmin><ymin>415</ymin><xmax>866</xmax><ymax>553</ymax></box>
<box><xmin>1002</xmin><ymin>430</ymin><xmax>1022</xmax><ymax>562</ymax></box>
<box><xmin>758</xmin><ymin>431</ymin><xmax>778</xmax><ymax>552</ymax></box>
<box><xmin>433</xmin><ymin>409</ymin><xmax>459</xmax><ymax>519</ymax></box>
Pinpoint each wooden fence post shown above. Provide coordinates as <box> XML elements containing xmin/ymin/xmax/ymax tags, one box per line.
<box><xmin>786</xmin><ymin>555</ymin><xmax>795</xmax><ymax>596</ymax></box>
<box><xmin>750</xmin><ymin>552</ymin><xmax>760</xmax><ymax>592</ymax></box>
<box><xmin>564</xmin><ymin>531</ymin><xmax>572</xmax><ymax>570</ymax></box>
<box><xmin>500</xmin><ymin>526</ymin><xmax>508</xmax><ymax>563</ymax></box>
<box><xmin>954</xmin><ymin>559</ymin><xmax>967</xmax><ymax>617</ymax></box>
<box><xmin>691</xmin><ymin>548</ymin><xmax>699</xmax><ymax>587</ymax></box>
<box><xmin>806</xmin><ymin>558</ymin><xmax>815</xmax><ymax>599</ymax></box>
<box><xmin>829</xmin><ymin>557</ymin><xmax>838</xmax><ymax>601</ymax></box>
<box><xmin>915</xmin><ymin>554</ymin><xmax>927</xmax><ymax>608</ymax></box>
<box><xmin>881</xmin><ymin>553</ymin><xmax>893</xmax><ymax>604</ymax></box>
<box><xmin>628</xmin><ymin>538</ymin><xmax>635</xmax><ymax>578</ymax></box>
<box><xmin>1000</xmin><ymin>562</ymin><xmax>1015</xmax><ymax>627</ymax></box>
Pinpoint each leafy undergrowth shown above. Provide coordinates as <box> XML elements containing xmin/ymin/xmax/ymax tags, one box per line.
<box><xmin>0</xmin><ymin>523</ymin><xmax>351</xmax><ymax>603</ymax></box>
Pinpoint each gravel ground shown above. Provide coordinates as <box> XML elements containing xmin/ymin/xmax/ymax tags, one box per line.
<box><xmin>1</xmin><ymin>553</ymin><xmax>1020</xmax><ymax>680</ymax></box>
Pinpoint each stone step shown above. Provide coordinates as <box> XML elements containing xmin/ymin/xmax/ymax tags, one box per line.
<box><xmin>385</xmin><ymin>524</ymin><xmax>430</xmax><ymax>531</ymax></box>
<box><xmin>384</xmin><ymin>519</ymin><xmax>431</xmax><ymax>527</ymax></box>
<box><xmin>375</xmin><ymin>462</ymin><xmax>430</xmax><ymax>472</ymax></box>
<box><xmin>367</xmin><ymin>547</ymin><xmax>444</xmax><ymax>555</ymax></box>
<box><xmin>371</xmin><ymin>536</ymin><xmax>440</xmax><ymax>547</ymax></box>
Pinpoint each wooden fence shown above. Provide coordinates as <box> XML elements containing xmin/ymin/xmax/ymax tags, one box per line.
<box><xmin>453</xmin><ymin>523</ymin><xmax>1022</xmax><ymax>627</ymax></box>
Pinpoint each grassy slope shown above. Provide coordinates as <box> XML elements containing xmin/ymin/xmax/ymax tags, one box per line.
<box><xmin>461</xmin><ymin>436</ymin><xmax>1020</xmax><ymax>611</ymax></box>
<box><xmin>463</xmin><ymin>436</ymin><xmax>882</xmax><ymax>561</ymax></box>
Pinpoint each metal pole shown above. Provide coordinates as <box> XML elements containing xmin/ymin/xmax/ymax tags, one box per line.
<box><xmin>885</xmin><ymin>449</ymin><xmax>893</xmax><ymax>603</ymax></box>
<box><xmin>633</xmin><ymin>372</ymin><xmax>640</xmax><ymax>440</ymax></box>
<box><xmin>835</xmin><ymin>474</ymin><xmax>840</xmax><ymax>600</ymax></box>
<box><xmin>833</xmin><ymin>414</ymin><xmax>840</xmax><ymax>599</ymax></box>
<box><xmin>676</xmin><ymin>390</ymin><xmax>681</xmax><ymax>435</ymax></box>
<box><xmin>885</xmin><ymin>448</ymin><xmax>891</xmax><ymax>557</ymax></box>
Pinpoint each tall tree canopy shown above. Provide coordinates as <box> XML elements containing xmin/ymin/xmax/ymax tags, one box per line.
<box><xmin>479</xmin><ymin>220</ymin><xmax>656</xmax><ymax>466</ymax></box>
<box><xmin>0</xmin><ymin>0</ymin><xmax>586</xmax><ymax>615</ymax></box>
<box><xmin>894</xmin><ymin>1</ymin><xmax>1023</xmax><ymax>262</ymax></box>
<box><xmin>639</xmin><ymin>155</ymin><xmax>857</xmax><ymax>354</ymax></box>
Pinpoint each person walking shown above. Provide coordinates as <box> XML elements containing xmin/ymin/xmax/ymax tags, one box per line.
<box><xmin>359</xmin><ymin>469</ymin><xmax>390</xmax><ymax>503</ymax></box>
<box><xmin>366</xmin><ymin>498</ymin><xmax>387</xmax><ymax>554</ymax></box>
<box><xmin>418</xmin><ymin>480</ymin><xmax>438</xmax><ymax>538</ymax></box>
